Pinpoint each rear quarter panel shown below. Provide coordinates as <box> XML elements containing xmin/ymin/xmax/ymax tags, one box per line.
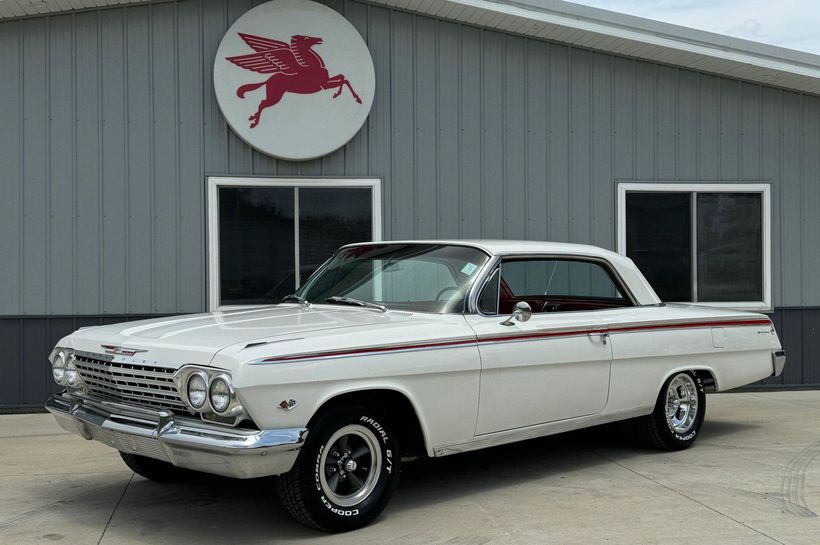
<box><xmin>602</xmin><ymin>305</ymin><xmax>779</xmax><ymax>415</ymax></box>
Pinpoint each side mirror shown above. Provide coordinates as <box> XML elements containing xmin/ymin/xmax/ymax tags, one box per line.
<box><xmin>500</xmin><ymin>301</ymin><xmax>532</xmax><ymax>326</ymax></box>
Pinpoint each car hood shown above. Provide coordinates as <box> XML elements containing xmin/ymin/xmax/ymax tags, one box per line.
<box><xmin>63</xmin><ymin>305</ymin><xmax>416</xmax><ymax>365</ymax></box>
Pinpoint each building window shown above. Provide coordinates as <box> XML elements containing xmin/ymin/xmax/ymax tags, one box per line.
<box><xmin>207</xmin><ymin>177</ymin><xmax>381</xmax><ymax>309</ymax></box>
<box><xmin>617</xmin><ymin>183</ymin><xmax>771</xmax><ymax>311</ymax></box>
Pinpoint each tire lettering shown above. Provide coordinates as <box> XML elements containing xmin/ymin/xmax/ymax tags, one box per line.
<box><xmin>314</xmin><ymin>444</ymin><xmax>324</xmax><ymax>491</ymax></box>
<box><xmin>320</xmin><ymin>494</ymin><xmax>360</xmax><ymax>516</ymax></box>
<box><xmin>359</xmin><ymin>416</ymin><xmax>390</xmax><ymax>444</ymax></box>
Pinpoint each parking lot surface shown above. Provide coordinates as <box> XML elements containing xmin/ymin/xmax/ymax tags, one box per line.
<box><xmin>1</xmin><ymin>391</ymin><xmax>819</xmax><ymax>545</ymax></box>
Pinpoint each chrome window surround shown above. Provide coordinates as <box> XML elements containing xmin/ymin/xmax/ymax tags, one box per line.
<box><xmin>466</xmin><ymin>254</ymin><xmax>639</xmax><ymax>317</ymax></box>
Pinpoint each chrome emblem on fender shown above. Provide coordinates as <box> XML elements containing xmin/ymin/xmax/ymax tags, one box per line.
<box><xmin>278</xmin><ymin>399</ymin><xmax>299</xmax><ymax>411</ymax></box>
<box><xmin>101</xmin><ymin>345</ymin><xmax>147</xmax><ymax>357</ymax></box>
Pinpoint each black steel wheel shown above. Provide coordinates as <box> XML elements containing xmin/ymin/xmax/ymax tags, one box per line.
<box><xmin>276</xmin><ymin>407</ymin><xmax>400</xmax><ymax>532</ymax></box>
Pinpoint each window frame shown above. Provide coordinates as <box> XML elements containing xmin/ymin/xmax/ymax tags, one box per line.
<box><xmin>207</xmin><ymin>176</ymin><xmax>382</xmax><ymax>311</ymax></box>
<box><xmin>473</xmin><ymin>254</ymin><xmax>637</xmax><ymax>316</ymax></box>
<box><xmin>616</xmin><ymin>182</ymin><xmax>771</xmax><ymax>312</ymax></box>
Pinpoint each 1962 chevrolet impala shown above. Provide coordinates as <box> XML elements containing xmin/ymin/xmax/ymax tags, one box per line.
<box><xmin>46</xmin><ymin>240</ymin><xmax>785</xmax><ymax>532</ymax></box>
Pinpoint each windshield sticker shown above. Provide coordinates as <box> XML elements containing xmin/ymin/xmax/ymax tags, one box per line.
<box><xmin>461</xmin><ymin>263</ymin><xmax>478</xmax><ymax>275</ymax></box>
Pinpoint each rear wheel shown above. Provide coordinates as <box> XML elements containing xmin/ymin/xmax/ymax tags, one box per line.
<box><xmin>276</xmin><ymin>407</ymin><xmax>400</xmax><ymax>532</ymax></box>
<box><xmin>119</xmin><ymin>451</ymin><xmax>182</xmax><ymax>482</ymax></box>
<box><xmin>635</xmin><ymin>371</ymin><xmax>706</xmax><ymax>451</ymax></box>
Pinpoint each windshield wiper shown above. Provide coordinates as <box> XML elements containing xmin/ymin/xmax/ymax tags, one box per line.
<box><xmin>325</xmin><ymin>296</ymin><xmax>387</xmax><ymax>312</ymax></box>
<box><xmin>282</xmin><ymin>294</ymin><xmax>310</xmax><ymax>308</ymax></box>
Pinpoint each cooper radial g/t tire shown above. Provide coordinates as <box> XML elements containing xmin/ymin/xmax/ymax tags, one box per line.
<box><xmin>635</xmin><ymin>371</ymin><xmax>706</xmax><ymax>451</ymax></box>
<box><xmin>119</xmin><ymin>451</ymin><xmax>183</xmax><ymax>482</ymax></box>
<box><xmin>276</xmin><ymin>407</ymin><xmax>400</xmax><ymax>532</ymax></box>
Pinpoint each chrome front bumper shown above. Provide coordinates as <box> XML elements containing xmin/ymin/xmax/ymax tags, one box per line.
<box><xmin>772</xmin><ymin>349</ymin><xmax>786</xmax><ymax>377</ymax></box>
<box><xmin>46</xmin><ymin>393</ymin><xmax>307</xmax><ymax>479</ymax></box>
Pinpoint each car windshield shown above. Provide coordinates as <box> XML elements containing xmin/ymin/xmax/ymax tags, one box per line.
<box><xmin>296</xmin><ymin>243</ymin><xmax>491</xmax><ymax>313</ymax></box>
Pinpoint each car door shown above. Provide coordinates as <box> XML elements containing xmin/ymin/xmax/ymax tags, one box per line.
<box><xmin>465</xmin><ymin>256</ymin><xmax>626</xmax><ymax>435</ymax></box>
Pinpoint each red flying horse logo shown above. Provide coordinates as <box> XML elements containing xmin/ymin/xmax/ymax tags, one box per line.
<box><xmin>226</xmin><ymin>33</ymin><xmax>362</xmax><ymax>128</ymax></box>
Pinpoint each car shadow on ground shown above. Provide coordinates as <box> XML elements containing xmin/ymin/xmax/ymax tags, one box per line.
<box><xmin>42</xmin><ymin>419</ymin><xmax>759</xmax><ymax>542</ymax></box>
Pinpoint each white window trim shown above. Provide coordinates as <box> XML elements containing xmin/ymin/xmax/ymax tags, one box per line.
<box><xmin>616</xmin><ymin>182</ymin><xmax>771</xmax><ymax>312</ymax></box>
<box><xmin>207</xmin><ymin>177</ymin><xmax>382</xmax><ymax>312</ymax></box>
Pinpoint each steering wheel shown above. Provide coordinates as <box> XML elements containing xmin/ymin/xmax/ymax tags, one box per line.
<box><xmin>542</xmin><ymin>301</ymin><xmax>561</xmax><ymax>312</ymax></box>
<box><xmin>435</xmin><ymin>286</ymin><xmax>460</xmax><ymax>301</ymax></box>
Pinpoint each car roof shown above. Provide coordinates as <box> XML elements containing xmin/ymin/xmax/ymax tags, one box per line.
<box><xmin>341</xmin><ymin>239</ymin><xmax>661</xmax><ymax>306</ymax></box>
<box><xmin>344</xmin><ymin>239</ymin><xmax>622</xmax><ymax>259</ymax></box>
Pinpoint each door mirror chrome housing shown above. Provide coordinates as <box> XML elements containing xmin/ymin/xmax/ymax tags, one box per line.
<box><xmin>500</xmin><ymin>301</ymin><xmax>532</xmax><ymax>326</ymax></box>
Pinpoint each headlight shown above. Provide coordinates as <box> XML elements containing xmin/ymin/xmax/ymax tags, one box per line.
<box><xmin>52</xmin><ymin>351</ymin><xmax>66</xmax><ymax>384</ymax></box>
<box><xmin>187</xmin><ymin>373</ymin><xmax>208</xmax><ymax>410</ymax></box>
<box><xmin>65</xmin><ymin>356</ymin><xmax>79</xmax><ymax>386</ymax></box>
<box><xmin>209</xmin><ymin>376</ymin><xmax>232</xmax><ymax>413</ymax></box>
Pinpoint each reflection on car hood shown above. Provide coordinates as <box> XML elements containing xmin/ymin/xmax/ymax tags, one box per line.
<box><xmin>64</xmin><ymin>305</ymin><xmax>416</xmax><ymax>363</ymax></box>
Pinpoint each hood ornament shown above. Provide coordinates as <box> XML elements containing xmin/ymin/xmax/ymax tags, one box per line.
<box><xmin>101</xmin><ymin>345</ymin><xmax>147</xmax><ymax>357</ymax></box>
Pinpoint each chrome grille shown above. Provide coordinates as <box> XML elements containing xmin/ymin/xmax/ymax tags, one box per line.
<box><xmin>73</xmin><ymin>354</ymin><xmax>187</xmax><ymax>412</ymax></box>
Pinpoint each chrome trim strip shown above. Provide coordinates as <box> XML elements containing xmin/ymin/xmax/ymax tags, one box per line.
<box><xmin>253</xmin><ymin>318</ymin><xmax>771</xmax><ymax>365</ymax></box>
<box><xmin>252</xmin><ymin>336</ymin><xmax>478</xmax><ymax>364</ymax></box>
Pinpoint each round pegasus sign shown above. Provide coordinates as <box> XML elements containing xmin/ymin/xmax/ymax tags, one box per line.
<box><xmin>214</xmin><ymin>0</ymin><xmax>375</xmax><ymax>161</ymax></box>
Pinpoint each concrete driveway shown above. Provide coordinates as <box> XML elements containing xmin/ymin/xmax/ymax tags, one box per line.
<box><xmin>1</xmin><ymin>391</ymin><xmax>819</xmax><ymax>545</ymax></box>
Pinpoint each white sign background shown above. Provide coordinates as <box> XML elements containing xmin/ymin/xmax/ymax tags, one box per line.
<box><xmin>213</xmin><ymin>0</ymin><xmax>376</xmax><ymax>161</ymax></box>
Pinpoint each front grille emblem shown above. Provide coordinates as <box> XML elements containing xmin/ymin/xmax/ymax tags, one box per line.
<box><xmin>101</xmin><ymin>344</ymin><xmax>147</xmax><ymax>357</ymax></box>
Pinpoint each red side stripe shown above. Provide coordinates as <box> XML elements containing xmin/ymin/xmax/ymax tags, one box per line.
<box><xmin>478</xmin><ymin>318</ymin><xmax>772</xmax><ymax>345</ymax></box>
<box><xmin>262</xmin><ymin>338</ymin><xmax>476</xmax><ymax>363</ymax></box>
<box><xmin>607</xmin><ymin>318</ymin><xmax>772</xmax><ymax>334</ymax></box>
<box><xmin>260</xmin><ymin>317</ymin><xmax>772</xmax><ymax>363</ymax></box>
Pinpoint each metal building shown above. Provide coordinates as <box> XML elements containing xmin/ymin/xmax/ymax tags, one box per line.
<box><xmin>1</xmin><ymin>0</ymin><xmax>819</xmax><ymax>410</ymax></box>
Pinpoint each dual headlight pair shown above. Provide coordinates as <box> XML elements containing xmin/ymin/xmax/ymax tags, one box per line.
<box><xmin>50</xmin><ymin>349</ymin><xmax>82</xmax><ymax>388</ymax></box>
<box><xmin>178</xmin><ymin>369</ymin><xmax>241</xmax><ymax>417</ymax></box>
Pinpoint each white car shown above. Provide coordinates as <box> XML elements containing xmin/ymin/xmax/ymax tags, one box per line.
<box><xmin>46</xmin><ymin>240</ymin><xmax>785</xmax><ymax>532</ymax></box>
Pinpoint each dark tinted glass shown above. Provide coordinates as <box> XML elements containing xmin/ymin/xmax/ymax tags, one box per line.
<box><xmin>697</xmin><ymin>193</ymin><xmax>762</xmax><ymax>302</ymax></box>
<box><xmin>478</xmin><ymin>269</ymin><xmax>500</xmax><ymax>314</ymax></box>
<box><xmin>501</xmin><ymin>259</ymin><xmax>624</xmax><ymax>299</ymax></box>
<box><xmin>626</xmin><ymin>192</ymin><xmax>692</xmax><ymax>302</ymax></box>
<box><xmin>299</xmin><ymin>188</ymin><xmax>373</xmax><ymax>285</ymax></box>
<box><xmin>219</xmin><ymin>187</ymin><xmax>294</xmax><ymax>305</ymax></box>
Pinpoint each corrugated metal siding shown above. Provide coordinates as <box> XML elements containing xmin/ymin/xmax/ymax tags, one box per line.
<box><xmin>0</xmin><ymin>0</ymin><xmax>819</xmax><ymax>316</ymax></box>
<box><xmin>0</xmin><ymin>315</ymin><xmax>161</xmax><ymax>409</ymax></box>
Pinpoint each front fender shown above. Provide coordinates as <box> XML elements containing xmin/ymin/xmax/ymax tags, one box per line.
<box><xmin>232</xmin><ymin>348</ymin><xmax>481</xmax><ymax>455</ymax></box>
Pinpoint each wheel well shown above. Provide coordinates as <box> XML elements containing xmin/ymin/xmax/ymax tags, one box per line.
<box><xmin>692</xmin><ymin>369</ymin><xmax>717</xmax><ymax>392</ymax></box>
<box><xmin>308</xmin><ymin>389</ymin><xmax>428</xmax><ymax>458</ymax></box>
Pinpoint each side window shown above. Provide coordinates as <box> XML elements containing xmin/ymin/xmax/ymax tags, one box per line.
<box><xmin>497</xmin><ymin>258</ymin><xmax>630</xmax><ymax>314</ymax></box>
<box><xmin>478</xmin><ymin>268</ymin><xmax>500</xmax><ymax>314</ymax></box>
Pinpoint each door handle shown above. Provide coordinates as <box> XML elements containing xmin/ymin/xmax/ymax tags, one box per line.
<box><xmin>588</xmin><ymin>331</ymin><xmax>609</xmax><ymax>345</ymax></box>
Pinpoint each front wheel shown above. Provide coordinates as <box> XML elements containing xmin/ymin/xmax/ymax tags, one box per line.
<box><xmin>634</xmin><ymin>371</ymin><xmax>706</xmax><ymax>451</ymax></box>
<box><xmin>276</xmin><ymin>407</ymin><xmax>400</xmax><ymax>532</ymax></box>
